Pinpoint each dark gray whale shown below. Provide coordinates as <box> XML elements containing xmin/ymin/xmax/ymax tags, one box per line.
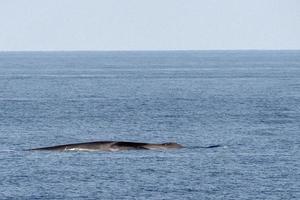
<box><xmin>28</xmin><ymin>141</ymin><xmax>183</xmax><ymax>152</ymax></box>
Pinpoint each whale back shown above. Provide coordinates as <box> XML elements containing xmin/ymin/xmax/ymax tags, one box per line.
<box><xmin>111</xmin><ymin>142</ymin><xmax>149</xmax><ymax>150</ymax></box>
<box><xmin>29</xmin><ymin>141</ymin><xmax>183</xmax><ymax>152</ymax></box>
<box><xmin>29</xmin><ymin>141</ymin><xmax>114</xmax><ymax>151</ymax></box>
<box><xmin>143</xmin><ymin>142</ymin><xmax>183</xmax><ymax>150</ymax></box>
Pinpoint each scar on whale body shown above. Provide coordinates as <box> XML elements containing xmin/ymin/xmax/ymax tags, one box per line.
<box><xmin>28</xmin><ymin>141</ymin><xmax>184</xmax><ymax>152</ymax></box>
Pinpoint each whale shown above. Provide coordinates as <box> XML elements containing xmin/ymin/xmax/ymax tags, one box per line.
<box><xmin>28</xmin><ymin>141</ymin><xmax>183</xmax><ymax>152</ymax></box>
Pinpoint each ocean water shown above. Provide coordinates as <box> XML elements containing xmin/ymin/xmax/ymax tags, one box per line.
<box><xmin>0</xmin><ymin>51</ymin><xmax>299</xmax><ymax>199</ymax></box>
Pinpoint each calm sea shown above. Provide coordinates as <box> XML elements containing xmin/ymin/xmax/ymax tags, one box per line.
<box><xmin>0</xmin><ymin>51</ymin><xmax>299</xmax><ymax>199</ymax></box>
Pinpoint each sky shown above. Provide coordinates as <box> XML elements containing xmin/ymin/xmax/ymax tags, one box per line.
<box><xmin>0</xmin><ymin>0</ymin><xmax>299</xmax><ymax>51</ymax></box>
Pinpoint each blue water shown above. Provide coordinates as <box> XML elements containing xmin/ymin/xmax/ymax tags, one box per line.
<box><xmin>0</xmin><ymin>51</ymin><xmax>299</xmax><ymax>199</ymax></box>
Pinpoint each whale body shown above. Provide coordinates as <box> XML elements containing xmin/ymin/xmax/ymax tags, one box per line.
<box><xmin>28</xmin><ymin>141</ymin><xmax>183</xmax><ymax>152</ymax></box>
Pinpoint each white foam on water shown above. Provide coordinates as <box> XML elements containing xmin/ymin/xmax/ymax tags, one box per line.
<box><xmin>64</xmin><ymin>148</ymin><xmax>100</xmax><ymax>152</ymax></box>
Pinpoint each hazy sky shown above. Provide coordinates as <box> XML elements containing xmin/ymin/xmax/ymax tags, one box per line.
<box><xmin>0</xmin><ymin>0</ymin><xmax>299</xmax><ymax>51</ymax></box>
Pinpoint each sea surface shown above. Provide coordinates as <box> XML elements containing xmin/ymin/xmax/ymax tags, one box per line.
<box><xmin>0</xmin><ymin>51</ymin><xmax>299</xmax><ymax>199</ymax></box>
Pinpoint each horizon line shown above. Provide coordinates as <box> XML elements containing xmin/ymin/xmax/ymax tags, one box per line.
<box><xmin>0</xmin><ymin>49</ymin><xmax>300</xmax><ymax>53</ymax></box>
